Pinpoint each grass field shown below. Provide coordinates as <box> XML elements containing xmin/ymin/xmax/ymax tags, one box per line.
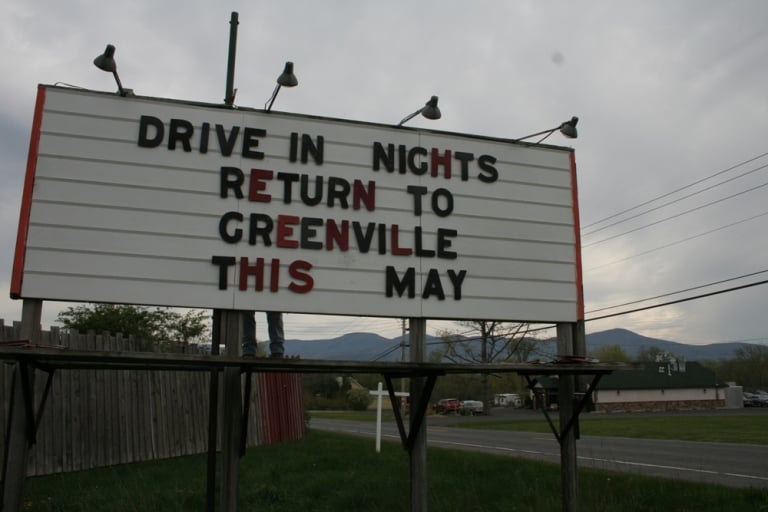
<box><xmin>23</xmin><ymin>430</ymin><xmax>768</xmax><ymax>511</ymax></box>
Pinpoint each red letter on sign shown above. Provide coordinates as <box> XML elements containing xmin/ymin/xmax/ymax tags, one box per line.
<box><xmin>431</xmin><ymin>148</ymin><xmax>452</xmax><ymax>178</ymax></box>
<box><xmin>288</xmin><ymin>260</ymin><xmax>314</xmax><ymax>293</ymax></box>
<box><xmin>248</xmin><ymin>169</ymin><xmax>274</xmax><ymax>202</ymax></box>
<box><xmin>239</xmin><ymin>257</ymin><xmax>265</xmax><ymax>291</ymax></box>
<box><xmin>276</xmin><ymin>215</ymin><xmax>300</xmax><ymax>248</ymax></box>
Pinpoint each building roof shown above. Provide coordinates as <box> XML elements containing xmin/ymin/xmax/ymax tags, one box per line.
<box><xmin>538</xmin><ymin>361</ymin><xmax>725</xmax><ymax>390</ymax></box>
<box><xmin>598</xmin><ymin>361</ymin><xmax>725</xmax><ymax>390</ymax></box>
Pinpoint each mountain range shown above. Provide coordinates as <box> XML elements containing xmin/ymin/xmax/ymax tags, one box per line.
<box><xmin>282</xmin><ymin>327</ymin><xmax>758</xmax><ymax>362</ymax></box>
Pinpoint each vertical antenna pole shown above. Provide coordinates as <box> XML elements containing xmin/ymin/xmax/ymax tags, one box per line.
<box><xmin>224</xmin><ymin>12</ymin><xmax>239</xmax><ymax>106</ymax></box>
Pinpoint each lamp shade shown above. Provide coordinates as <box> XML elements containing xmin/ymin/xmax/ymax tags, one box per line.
<box><xmin>559</xmin><ymin>116</ymin><xmax>578</xmax><ymax>138</ymax></box>
<box><xmin>422</xmin><ymin>96</ymin><xmax>441</xmax><ymax>120</ymax></box>
<box><xmin>277</xmin><ymin>61</ymin><xmax>298</xmax><ymax>87</ymax></box>
<box><xmin>93</xmin><ymin>44</ymin><xmax>117</xmax><ymax>73</ymax></box>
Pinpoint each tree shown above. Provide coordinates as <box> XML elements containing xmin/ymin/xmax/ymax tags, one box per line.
<box><xmin>162</xmin><ymin>309</ymin><xmax>210</xmax><ymax>350</ymax></box>
<box><xmin>716</xmin><ymin>345</ymin><xmax>768</xmax><ymax>390</ymax></box>
<box><xmin>439</xmin><ymin>321</ymin><xmax>533</xmax><ymax>365</ymax></box>
<box><xmin>589</xmin><ymin>344</ymin><xmax>631</xmax><ymax>363</ymax></box>
<box><xmin>637</xmin><ymin>346</ymin><xmax>666</xmax><ymax>362</ymax></box>
<box><xmin>57</xmin><ymin>304</ymin><xmax>209</xmax><ymax>350</ymax></box>
<box><xmin>438</xmin><ymin>321</ymin><xmax>534</xmax><ymax>414</ymax></box>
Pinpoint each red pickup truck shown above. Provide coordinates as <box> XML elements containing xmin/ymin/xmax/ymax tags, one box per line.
<box><xmin>435</xmin><ymin>398</ymin><xmax>461</xmax><ymax>415</ymax></box>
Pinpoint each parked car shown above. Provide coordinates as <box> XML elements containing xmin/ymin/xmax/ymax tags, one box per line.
<box><xmin>751</xmin><ymin>391</ymin><xmax>768</xmax><ymax>407</ymax></box>
<box><xmin>435</xmin><ymin>398</ymin><xmax>461</xmax><ymax>415</ymax></box>
<box><xmin>197</xmin><ymin>342</ymin><xmax>226</xmax><ymax>354</ymax></box>
<box><xmin>460</xmin><ymin>400</ymin><xmax>485</xmax><ymax>416</ymax></box>
<box><xmin>743</xmin><ymin>392</ymin><xmax>762</xmax><ymax>407</ymax></box>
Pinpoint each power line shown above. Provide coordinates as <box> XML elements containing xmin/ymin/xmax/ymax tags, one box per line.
<box><xmin>586</xmin><ymin>278</ymin><xmax>768</xmax><ymax>322</ymax></box>
<box><xmin>584</xmin><ymin>210</ymin><xmax>768</xmax><ymax>272</ymax></box>
<box><xmin>582</xmin><ymin>151</ymin><xmax>768</xmax><ymax>230</ymax></box>
<box><xmin>372</xmin><ymin>342</ymin><xmax>404</xmax><ymax>361</ymax></box>
<box><xmin>582</xmin><ymin>161</ymin><xmax>768</xmax><ymax>237</ymax></box>
<box><xmin>582</xmin><ymin>179</ymin><xmax>768</xmax><ymax>248</ymax></box>
<box><xmin>586</xmin><ymin>269</ymin><xmax>768</xmax><ymax>314</ymax></box>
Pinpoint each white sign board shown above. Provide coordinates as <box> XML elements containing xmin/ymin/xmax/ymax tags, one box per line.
<box><xmin>11</xmin><ymin>85</ymin><xmax>583</xmax><ymax>322</ymax></box>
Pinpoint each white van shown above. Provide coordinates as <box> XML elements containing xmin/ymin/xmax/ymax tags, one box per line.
<box><xmin>494</xmin><ymin>393</ymin><xmax>522</xmax><ymax>408</ymax></box>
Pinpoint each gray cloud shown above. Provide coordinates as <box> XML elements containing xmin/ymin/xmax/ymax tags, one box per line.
<box><xmin>1</xmin><ymin>0</ymin><xmax>767</xmax><ymax>345</ymax></box>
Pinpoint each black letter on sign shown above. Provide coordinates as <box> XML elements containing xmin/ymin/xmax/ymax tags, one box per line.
<box><xmin>249</xmin><ymin>213</ymin><xmax>274</xmax><ymax>246</ymax></box>
<box><xmin>211</xmin><ymin>256</ymin><xmax>236</xmax><ymax>290</ymax></box>
<box><xmin>301</xmin><ymin>217</ymin><xmax>324</xmax><ymax>250</ymax></box>
<box><xmin>301</xmin><ymin>134</ymin><xmax>324</xmax><ymax>165</ymax></box>
<box><xmin>216</xmin><ymin>125</ymin><xmax>240</xmax><ymax>157</ymax></box>
<box><xmin>218</xmin><ymin>211</ymin><xmax>243</xmax><ymax>243</ymax></box>
<box><xmin>138</xmin><ymin>115</ymin><xmax>164</xmax><ymax>148</ymax></box>
<box><xmin>220</xmin><ymin>167</ymin><xmax>244</xmax><ymax>198</ymax></box>
<box><xmin>385</xmin><ymin>266</ymin><xmax>415</xmax><ymax>298</ymax></box>
<box><xmin>447</xmin><ymin>269</ymin><xmax>467</xmax><ymax>300</ymax></box>
<box><xmin>422</xmin><ymin>269</ymin><xmax>445</xmax><ymax>300</ymax></box>
<box><xmin>406</xmin><ymin>185</ymin><xmax>428</xmax><ymax>216</ymax></box>
<box><xmin>372</xmin><ymin>142</ymin><xmax>394</xmax><ymax>172</ymax></box>
<box><xmin>431</xmin><ymin>188</ymin><xmax>454</xmax><ymax>217</ymax></box>
<box><xmin>242</xmin><ymin>127</ymin><xmax>266</xmax><ymax>159</ymax></box>
<box><xmin>454</xmin><ymin>151</ymin><xmax>474</xmax><ymax>181</ymax></box>
<box><xmin>168</xmin><ymin>118</ymin><xmax>194</xmax><ymax>152</ymax></box>
<box><xmin>478</xmin><ymin>155</ymin><xmax>499</xmax><ymax>183</ymax></box>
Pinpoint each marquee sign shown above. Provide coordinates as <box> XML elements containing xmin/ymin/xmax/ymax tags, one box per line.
<box><xmin>11</xmin><ymin>85</ymin><xmax>583</xmax><ymax>322</ymax></box>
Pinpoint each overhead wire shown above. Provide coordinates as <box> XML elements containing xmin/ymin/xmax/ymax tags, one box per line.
<box><xmin>584</xmin><ymin>210</ymin><xmax>768</xmax><ymax>272</ymax></box>
<box><xmin>586</xmin><ymin>269</ymin><xmax>768</xmax><ymax>314</ymax></box>
<box><xmin>581</xmin><ymin>151</ymin><xmax>768</xmax><ymax>230</ymax></box>
<box><xmin>582</xmin><ymin>179</ymin><xmax>768</xmax><ymax>248</ymax></box>
<box><xmin>582</xmin><ymin>161</ymin><xmax>768</xmax><ymax>237</ymax></box>
<box><xmin>586</xmin><ymin>279</ymin><xmax>768</xmax><ymax>322</ymax></box>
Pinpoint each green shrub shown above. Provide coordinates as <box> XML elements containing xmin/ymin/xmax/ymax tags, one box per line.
<box><xmin>345</xmin><ymin>388</ymin><xmax>373</xmax><ymax>411</ymax></box>
<box><xmin>304</xmin><ymin>395</ymin><xmax>346</xmax><ymax>410</ymax></box>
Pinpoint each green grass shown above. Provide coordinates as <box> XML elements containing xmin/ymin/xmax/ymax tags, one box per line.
<box><xmin>460</xmin><ymin>415</ymin><xmax>768</xmax><ymax>444</ymax></box>
<box><xmin>311</xmin><ymin>410</ymin><xmax>768</xmax><ymax>445</ymax></box>
<box><xmin>23</xmin><ymin>430</ymin><xmax>768</xmax><ymax>511</ymax></box>
<box><xmin>311</xmin><ymin>409</ymin><xmax>397</xmax><ymax>422</ymax></box>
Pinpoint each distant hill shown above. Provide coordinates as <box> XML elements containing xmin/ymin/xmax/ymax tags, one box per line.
<box><xmin>287</xmin><ymin>332</ymin><xmax>401</xmax><ymax>361</ymax></box>
<box><xmin>586</xmin><ymin>328</ymin><xmax>754</xmax><ymax>361</ymax></box>
<box><xmin>281</xmin><ymin>328</ymin><xmax>755</xmax><ymax>362</ymax></box>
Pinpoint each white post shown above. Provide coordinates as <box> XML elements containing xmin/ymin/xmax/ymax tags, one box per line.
<box><xmin>370</xmin><ymin>386</ymin><xmax>409</xmax><ymax>453</ymax></box>
<box><xmin>376</xmin><ymin>381</ymin><xmax>383</xmax><ymax>453</ymax></box>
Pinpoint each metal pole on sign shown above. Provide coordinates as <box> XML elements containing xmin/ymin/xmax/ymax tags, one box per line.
<box><xmin>224</xmin><ymin>12</ymin><xmax>239</xmax><ymax>106</ymax></box>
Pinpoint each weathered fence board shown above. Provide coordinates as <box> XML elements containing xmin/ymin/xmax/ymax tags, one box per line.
<box><xmin>0</xmin><ymin>319</ymin><xmax>305</xmax><ymax>477</ymax></box>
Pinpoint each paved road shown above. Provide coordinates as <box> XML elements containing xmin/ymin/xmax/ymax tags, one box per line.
<box><xmin>310</xmin><ymin>412</ymin><xmax>768</xmax><ymax>489</ymax></box>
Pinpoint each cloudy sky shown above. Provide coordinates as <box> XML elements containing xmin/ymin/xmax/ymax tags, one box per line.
<box><xmin>1</xmin><ymin>1</ymin><xmax>767</xmax><ymax>348</ymax></box>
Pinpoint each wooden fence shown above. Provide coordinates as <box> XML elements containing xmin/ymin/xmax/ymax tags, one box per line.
<box><xmin>0</xmin><ymin>319</ymin><xmax>305</xmax><ymax>477</ymax></box>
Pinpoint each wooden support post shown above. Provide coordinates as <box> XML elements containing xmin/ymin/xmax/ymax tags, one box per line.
<box><xmin>205</xmin><ymin>310</ymin><xmax>221</xmax><ymax>512</ymax></box>
<box><xmin>2</xmin><ymin>299</ymin><xmax>42</xmax><ymax>512</ymax></box>
<box><xmin>219</xmin><ymin>310</ymin><xmax>242</xmax><ymax>512</ymax></box>
<box><xmin>573</xmin><ymin>320</ymin><xmax>588</xmax><ymax>393</ymax></box>
<box><xmin>556</xmin><ymin>323</ymin><xmax>578</xmax><ymax>512</ymax></box>
<box><xmin>573</xmin><ymin>321</ymin><xmax>586</xmax><ymax>358</ymax></box>
<box><xmin>409</xmin><ymin>318</ymin><xmax>428</xmax><ymax>512</ymax></box>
